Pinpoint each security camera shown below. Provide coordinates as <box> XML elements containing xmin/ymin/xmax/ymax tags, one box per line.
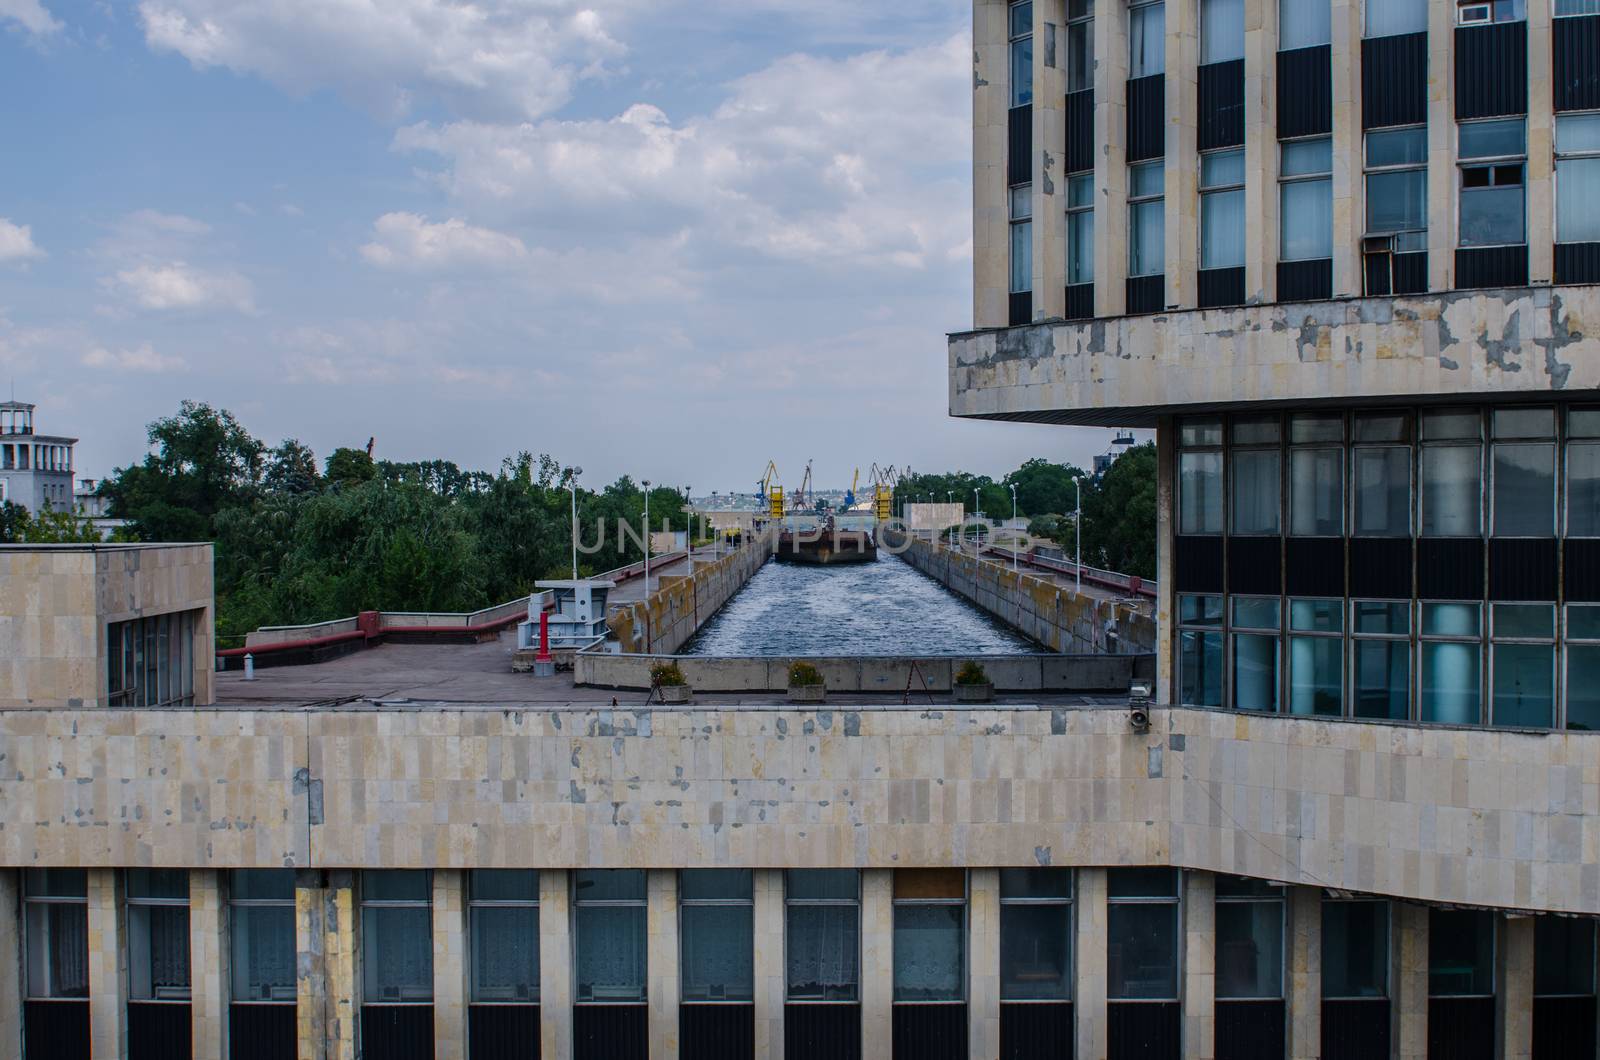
<box><xmin>1130</xmin><ymin>708</ymin><xmax>1151</xmax><ymax>734</ymax></box>
<box><xmin>1129</xmin><ymin>682</ymin><xmax>1153</xmax><ymax>734</ymax></box>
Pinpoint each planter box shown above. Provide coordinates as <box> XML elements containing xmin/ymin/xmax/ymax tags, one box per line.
<box><xmin>787</xmin><ymin>684</ymin><xmax>827</xmax><ymax>703</ymax></box>
<box><xmin>953</xmin><ymin>682</ymin><xmax>995</xmax><ymax>703</ymax></box>
<box><xmin>657</xmin><ymin>684</ymin><xmax>692</xmax><ymax>704</ymax></box>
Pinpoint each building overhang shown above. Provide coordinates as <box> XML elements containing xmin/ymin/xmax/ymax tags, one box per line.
<box><xmin>949</xmin><ymin>285</ymin><xmax>1600</xmax><ymax>427</ymax></box>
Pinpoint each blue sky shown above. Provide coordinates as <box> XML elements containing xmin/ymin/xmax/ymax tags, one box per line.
<box><xmin>1</xmin><ymin>0</ymin><xmax>1126</xmax><ymax>491</ymax></box>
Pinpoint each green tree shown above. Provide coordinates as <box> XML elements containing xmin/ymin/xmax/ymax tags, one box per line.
<box><xmin>18</xmin><ymin>508</ymin><xmax>105</xmax><ymax>544</ymax></box>
<box><xmin>0</xmin><ymin>500</ymin><xmax>27</xmax><ymax>543</ymax></box>
<box><xmin>100</xmin><ymin>401</ymin><xmax>266</xmax><ymax>541</ymax></box>
<box><xmin>324</xmin><ymin>447</ymin><xmax>377</xmax><ymax>488</ymax></box>
<box><xmin>264</xmin><ymin>439</ymin><xmax>321</xmax><ymax>495</ymax></box>
<box><xmin>1003</xmin><ymin>458</ymin><xmax>1086</xmax><ymax>518</ymax></box>
<box><xmin>1081</xmin><ymin>443</ymin><xmax>1157</xmax><ymax>578</ymax></box>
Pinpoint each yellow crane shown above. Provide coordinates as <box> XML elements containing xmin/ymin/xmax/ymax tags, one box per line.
<box><xmin>758</xmin><ymin>461</ymin><xmax>784</xmax><ymax>519</ymax></box>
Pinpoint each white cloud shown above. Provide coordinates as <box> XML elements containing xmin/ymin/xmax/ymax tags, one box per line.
<box><xmin>137</xmin><ymin>0</ymin><xmax>626</xmax><ymax>120</ymax></box>
<box><xmin>111</xmin><ymin>262</ymin><xmax>256</xmax><ymax>313</ymax></box>
<box><xmin>359</xmin><ymin>213</ymin><xmax>527</xmax><ymax>271</ymax></box>
<box><xmin>0</xmin><ymin>218</ymin><xmax>42</xmax><ymax>263</ymax></box>
<box><xmin>0</xmin><ymin>0</ymin><xmax>61</xmax><ymax>36</ymax></box>
<box><xmin>82</xmin><ymin>342</ymin><xmax>187</xmax><ymax>373</ymax></box>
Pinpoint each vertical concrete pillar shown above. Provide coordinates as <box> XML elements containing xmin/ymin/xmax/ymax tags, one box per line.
<box><xmin>1075</xmin><ymin>868</ymin><xmax>1108</xmax><ymax>1060</ymax></box>
<box><xmin>1155</xmin><ymin>417</ymin><xmax>1176</xmax><ymax>706</ymax></box>
<box><xmin>1033</xmin><ymin>0</ymin><xmax>1068</xmax><ymax>319</ymax></box>
<box><xmin>1183</xmin><ymin>872</ymin><xmax>1216</xmax><ymax>1060</ymax></box>
<box><xmin>648</xmin><ymin>869</ymin><xmax>681</xmax><ymax>1060</ymax></box>
<box><xmin>860</xmin><ymin>869</ymin><xmax>894</xmax><ymax>1059</ymax></box>
<box><xmin>0</xmin><ymin>871</ymin><xmax>23</xmax><ymax>1060</ymax></box>
<box><xmin>1394</xmin><ymin>903</ymin><xmax>1429</xmax><ymax>1060</ymax></box>
<box><xmin>1244</xmin><ymin>0</ymin><xmax>1279</xmax><ymax>304</ymax></box>
<box><xmin>190</xmin><ymin>870</ymin><xmax>228</xmax><ymax>1060</ymax></box>
<box><xmin>539</xmin><ymin>871</ymin><xmax>573</xmax><ymax>1060</ymax></box>
<box><xmin>752</xmin><ymin>869</ymin><xmax>785</xmax><ymax>1060</ymax></box>
<box><xmin>969</xmin><ymin>869</ymin><xmax>1002</xmax><ymax>1060</ymax></box>
<box><xmin>1165</xmin><ymin>0</ymin><xmax>1200</xmax><ymax>311</ymax></box>
<box><xmin>305</xmin><ymin>870</ymin><xmax>360</xmax><ymax>1060</ymax></box>
<box><xmin>433</xmin><ymin>870</ymin><xmax>469</xmax><ymax>1060</ymax></box>
<box><xmin>295</xmin><ymin>871</ymin><xmax>329</xmax><ymax>1060</ymax></box>
<box><xmin>1093</xmin><ymin>1</ymin><xmax>1130</xmax><ymax>317</ymax></box>
<box><xmin>87</xmin><ymin>868</ymin><xmax>126</xmax><ymax>1060</ymax></box>
<box><xmin>1527</xmin><ymin>3</ymin><xmax>1555</xmax><ymax>285</ymax></box>
<box><xmin>1427</xmin><ymin>2</ymin><xmax>1456</xmax><ymax>292</ymax></box>
<box><xmin>975</xmin><ymin>0</ymin><xmax>1012</xmax><ymax>328</ymax></box>
<box><xmin>1286</xmin><ymin>887</ymin><xmax>1322</xmax><ymax>1060</ymax></box>
<box><xmin>1498</xmin><ymin>916</ymin><xmax>1535</xmax><ymax>1060</ymax></box>
<box><xmin>1330</xmin><ymin>0</ymin><xmax>1365</xmax><ymax>297</ymax></box>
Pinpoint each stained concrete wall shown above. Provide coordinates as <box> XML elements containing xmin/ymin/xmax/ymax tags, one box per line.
<box><xmin>0</xmin><ymin>543</ymin><xmax>214</xmax><ymax>708</ymax></box>
<box><xmin>900</xmin><ymin>537</ymin><xmax>1156</xmax><ymax>655</ymax></box>
<box><xmin>1</xmin><ymin>705</ymin><xmax>1596</xmax><ymax>916</ymax></box>
<box><xmin>607</xmin><ymin>544</ymin><xmax>767</xmax><ymax>655</ymax></box>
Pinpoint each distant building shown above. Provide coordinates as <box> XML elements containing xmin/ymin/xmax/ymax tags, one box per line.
<box><xmin>0</xmin><ymin>400</ymin><xmax>75</xmax><ymax>515</ymax></box>
<box><xmin>1092</xmin><ymin>430</ymin><xmax>1138</xmax><ymax>476</ymax></box>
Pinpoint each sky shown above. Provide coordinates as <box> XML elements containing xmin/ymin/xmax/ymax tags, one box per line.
<box><xmin>0</xmin><ymin>0</ymin><xmax>1131</xmax><ymax>492</ymax></box>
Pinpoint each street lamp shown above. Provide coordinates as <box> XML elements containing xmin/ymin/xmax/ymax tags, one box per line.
<box><xmin>1009</xmin><ymin>484</ymin><xmax>1018</xmax><ymax>572</ymax></box>
<box><xmin>1074</xmin><ymin>475</ymin><xmax>1083</xmax><ymax>595</ymax></box>
<box><xmin>642</xmin><ymin>480</ymin><xmax>652</xmax><ymax>595</ymax></box>
<box><xmin>685</xmin><ymin>485</ymin><xmax>694</xmax><ymax>576</ymax></box>
<box><xmin>973</xmin><ymin>488</ymin><xmax>982</xmax><ymax>555</ymax></box>
<box><xmin>566</xmin><ymin>466</ymin><xmax>583</xmax><ymax>581</ymax></box>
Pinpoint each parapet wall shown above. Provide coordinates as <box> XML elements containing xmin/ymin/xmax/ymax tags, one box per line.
<box><xmin>606</xmin><ymin>544</ymin><xmax>767</xmax><ymax>654</ymax></box>
<box><xmin>900</xmin><ymin>537</ymin><xmax>1156</xmax><ymax>655</ymax></box>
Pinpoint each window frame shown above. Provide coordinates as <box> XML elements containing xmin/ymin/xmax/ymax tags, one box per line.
<box><xmin>1457</xmin><ymin>118</ymin><xmax>1528</xmax><ymax>250</ymax></box>
<box><xmin>1178</xmin><ymin>594</ymin><xmax>1226</xmax><ymax>709</ymax></box>
<box><xmin>229</xmin><ymin>870</ymin><xmax>297</xmax><ymax>1005</ymax></box>
<box><xmin>999</xmin><ymin>870</ymin><xmax>1076</xmax><ymax>1003</ymax></box>
<box><xmin>785</xmin><ymin>870</ymin><xmax>861</xmax><ymax>1004</ymax></box>
<box><xmin>22</xmin><ymin>870</ymin><xmax>89</xmax><ymax>1002</ymax></box>
<box><xmin>1106</xmin><ymin>868</ymin><xmax>1183</xmax><ymax>1003</ymax></box>
<box><xmin>126</xmin><ymin>869</ymin><xmax>192</xmax><ymax>1004</ymax></box>
<box><xmin>679</xmin><ymin>870</ymin><xmax>755</xmax><ymax>1005</ymax></box>
<box><xmin>1489</xmin><ymin>602</ymin><xmax>1558</xmax><ymax>729</ymax></box>
<box><xmin>1010</xmin><ymin>0</ymin><xmax>1035</xmax><ymax>108</ymax></box>
<box><xmin>1129</xmin><ymin>0</ymin><xmax>1167</xmax><ymax>79</ymax></box>
<box><xmin>1350</xmin><ymin>600</ymin><xmax>1414</xmax><ymax>722</ymax></box>
<box><xmin>1231</xmin><ymin>595</ymin><xmax>1284</xmax><ymax>714</ymax></box>
<box><xmin>1365</xmin><ymin>0</ymin><xmax>1429</xmax><ymax>38</ymax></box>
<box><xmin>361</xmin><ymin>870</ymin><xmax>435</xmax><ymax>1006</ymax></box>
<box><xmin>1279</xmin><ymin>0</ymin><xmax>1332</xmax><ymax>50</ymax></box>
<box><xmin>1200</xmin><ymin>148</ymin><xmax>1247</xmax><ymax>271</ymax></box>
<box><xmin>1067</xmin><ymin>173</ymin><xmax>1095</xmax><ymax>286</ymax></box>
<box><xmin>469</xmin><ymin>870</ymin><xmax>540</xmax><ymax>1006</ymax></box>
<box><xmin>1456</xmin><ymin>0</ymin><xmax>1526</xmax><ymax>24</ymax></box>
<box><xmin>1321</xmin><ymin>897</ymin><xmax>1392</xmax><ymax>1001</ymax></box>
<box><xmin>1289</xmin><ymin>597</ymin><xmax>1345</xmax><ymax>718</ymax></box>
<box><xmin>1128</xmin><ymin>160</ymin><xmax>1166</xmax><ymax>278</ymax></box>
<box><xmin>1364</xmin><ymin>126</ymin><xmax>1429</xmax><ymax>252</ymax></box>
<box><xmin>1279</xmin><ymin>135</ymin><xmax>1335</xmax><ymax>263</ymax></box>
<box><xmin>1419</xmin><ymin>601</ymin><xmax>1487</xmax><ymax>726</ymax></box>
<box><xmin>1490</xmin><ymin>407</ymin><xmax>1557</xmax><ymax>539</ymax></box>
<box><xmin>1066</xmin><ymin>1</ymin><xmax>1096</xmax><ymax>93</ymax></box>
<box><xmin>891</xmin><ymin>871</ymin><xmax>968</xmax><ymax>1005</ymax></box>
<box><xmin>1214</xmin><ymin>878</ymin><xmax>1287</xmax><ymax>1002</ymax></box>
<box><xmin>1555</xmin><ymin>111</ymin><xmax>1600</xmax><ymax>245</ymax></box>
<box><xmin>1419</xmin><ymin>408</ymin><xmax>1485</xmax><ymax>539</ymax></box>
<box><xmin>573</xmin><ymin>870</ymin><xmax>648</xmax><ymax>1006</ymax></box>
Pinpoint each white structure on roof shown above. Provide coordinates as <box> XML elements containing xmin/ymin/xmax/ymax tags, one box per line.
<box><xmin>0</xmin><ymin>401</ymin><xmax>75</xmax><ymax>515</ymax></box>
<box><xmin>520</xmin><ymin>579</ymin><xmax>617</xmax><ymax>651</ymax></box>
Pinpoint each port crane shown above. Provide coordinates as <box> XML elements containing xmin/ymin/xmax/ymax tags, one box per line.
<box><xmin>796</xmin><ymin>460</ymin><xmax>815</xmax><ymax>513</ymax></box>
<box><xmin>757</xmin><ymin>461</ymin><xmax>784</xmax><ymax>519</ymax></box>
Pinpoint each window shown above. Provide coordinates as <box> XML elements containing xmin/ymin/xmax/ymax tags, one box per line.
<box><xmin>1567</xmin><ymin>605</ymin><xmax>1600</xmax><ymax>730</ymax></box>
<box><xmin>471</xmin><ymin>871</ymin><xmax>539</xmax><ymax>1004</ymax></box>
<box><xmin>1492</xmin><ymin>603</ymin><xmax>1555</xmax><ymax>727</ymax></box>
<box><xmin>1215</xmin><ymin>877</ymin><xmax>1284</xmax><ymax>1001</ymax></box>
<box><xmin>1281</xmin><ymin>138</ymin><xmax>1333</xmax><ymax>261</ymax></box>
<box><xmin>1230</xmin><ymin>416</ymin><xmax>1282</xmax><ymax>535</ymax></box>
<box><xmin>1420</xmin><ymin>603</ymin><xmax>1483</xmax><ymax>724</ymax></box>
<box><xmin>1459</xmin><ymin>119</ymin><xmax>1526</xmax><ymax>248</ymax></box>
<box><xmin>1557</xmin><ymin>0</ymin><xmax>1600</xmax><ymax>14</ymax></box>
<box><xmin>575</xmin><ymin>870</ymin><xmax>646</xmax><ymax>1004</ymax></box>
<box><xmin>1067</xmin><ymin>1</ymin><xmax>1095</xmax><ymax>93</ymax></box>
<box><xmin>1179</xmin><ymin>595</ymin><xmax>1225</xmax><ymax>708</ymax></box>
<box><xmin>893</xmin><ymin>871</ymin><xmax>965</xmax><ymax>1003</ymax></box>
<box><xmin>230</xmin><ymin>870</ymin><xmax>296</xmax><ymax>1004</ymax></box>
<box><xmin>1233</xmin><ymin>597</ymin><xmax>1282</xmax><ymax>713</ymax></box>
<box><xmin>1456</xmin><ymin>0</ymin><xmax>1525</xmax><ymax>24</ymax></box>
<box><xmin>1179</xmin><ymin>419</ymin><xmax>1223</xmax><ymax>534</ymax></box>
<box><xmin>1010</xmin><ymin>2</ymin><xmax>1034</xmax><ymax>107</ymax></box>
<box><xmin>1353</xmin><ymin>412</ymin><xmax>1413</xmax><ymax>537</ymax></box>
<box><xmin>1107</xmin><ymin>869</ymin><xmax>1180</xmax><ymax>1001</ymax></box>
<box><xmin>1570</xmin><ymin>409</ymin><xmax>1600</xmax><ymax>536</ymax></box>
<box><xmin>1420</xmin><ymin>409</ymin><xmax>1482</xmax><ymax>537</ymax></box>
<box><xmin>127</xmin><ymin>870</ymin><xmax>190</xmax><ymax>1003</ymax></box>
<box><xmin>1365</xmin><ymin>127</ymin><xmax>1428</xmax><ymax>250</ymax></box>
<box><xmin>1290</xmin><ymin>599</ymin><xmax>1343</xmax><ymax>716</ymax></box>
<box><xmin>1129</xmin><ymin>161</ymin><xmax>1165</xmax><ymax>278</ymax></box>
<box><xmin>1130</xmin><ymin>0</ymin><xmax>1166</xmax><ymax>78</ymax></box>
<box><xmin>362</xmin><ymin>871</ymin><xmax>433</xmax><ymax>1004</ymax></box>
<box><xmin>1535</xmin><ymin>918</ymin><xmax>1596</xmax><ymax>998</ymax></box>
<box><xmin>1000</xmin><ymin>870</ymin><xmax>1073</xmax><ymax>1001</ymax></box>
<box><xmin>24</xmin><ymin>869</ymin><xmax>88</xmax><ymax>1000</ymax></box>
<box><xmin>1280</xmin><ymin>0</ymin><xmax>1330</xmax><ymax>49</ymax></box>
<box><xmin>1322</xmin><ymin>899</ymin><xmax>1389</xmax><ymax>999</ymax></box>
<box><xmin>1010</xmin><ymin>185</ymin><xmax>1033</xmax><ymax>296</ymax></box>
<box><xmin>1352</xmin><ymin>601</ymin><xmax>1411</xmax><ymax>720</ymax></box>
<box><xmin>680</xmin><ymin>870</ymin><xmax>753</xmax><ymax>1003</ymax></box>
<box><xmin>1290</xmin><ymin>413</ymin><xmax>1343</xmax><ymax>536</ymax></box>
<box><xmin>1201</xmin><ymin>0</ymin><xmax>1244</xmax><ymax>64</ymax></box>
<box><xmin>1067</xmin><ymin>174</ymin><xmax>1095</xmax><ymax>285</ymax></box>
<box><xmin>1556</xmin><ymin>113</ymin><xmax>1600</xmax><ymax>245</ymax></box>
<box><xmin>1429</xmin><ymin>909</ymin><xmax>1495</xmax><ymax>997</ymax></box>
<box><xmin>107</xmin><ymin>611</ymin><xmax>197</xmax><ymax>708</ymax></box>
<box><xmin>1201</xmin><ymin>149</ymin><xmax>1246</xmax><ymax>270</ymax></box>
<box><xmin>786</xmin><ymin>870</ymin><xmax>859</xmax><ymax>1002</ymax></box>
<box><xmin>1366</xmin><ymin>0</ymin><xmax>1427</xmax><ymax>37</ymax></box>
<box><xmin>1492</xmin><ymin>407</ymin><xmax>1555</xmax><ymax>537</ymax></box>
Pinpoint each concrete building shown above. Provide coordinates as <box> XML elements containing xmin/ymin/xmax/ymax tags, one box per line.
<box><xmin>0</xmin><ymin>400</ymin><xmax>76</xmax><ymax>515</ymax></box>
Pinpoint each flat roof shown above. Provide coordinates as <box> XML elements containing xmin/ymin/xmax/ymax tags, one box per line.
<box><xmin>0</xmin><ymin>542</ymin><xmax>209</xmax><ymax>552</ymax></box>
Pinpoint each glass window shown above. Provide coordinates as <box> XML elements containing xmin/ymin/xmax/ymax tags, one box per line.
<box><xmin>1429</xmin><ymin>910</ymin><xmax>1495</xmax><ymax>997</ymax></box>
<box><xmin>1232</xmin><ymin>449</ymin><xmax>1282</xmax><ymax>535</ymax></box>
<box><xmin>1567</xmin><ymin>605</ymin><xmax>1600</xmax><ymax>730</ymax></box>
<box><xmin>1129</xmin><ymin>161</ymin><xmax>1165</xmax><ymax>277</ymax></box>
<box><xmin>127</xmin><ymin>869</ymin><xmax>191</xmax><ymax>1002</ymax></box>
<box><xmin>1457</xmin><ymin>0</ymin><xmax>1525</xmax><ymax>24</ymax></box>
<box><xmin>471</xmin><ymin>870</ymin><xmax>539</xmax><ymax>1004</ymax></box>
<box><xmin>1130</xmin><ymin>0</ymin><xmax>1166</xmax><ymax>78</ymax></box>
<box><xmin>1182</xmin><ymin>419</ymin><xmax>1224</xmax><ymax>448</ymax></box>
<box><xmin>1201</xmin><ymin>0</ymin><xmax>1245</xmax><ymax>64</ymax></box>
<box><xmin>1558</xmin><ymin>0</ymin><xmax>1600</xmax><ymax>14</ymax></box>
<box><xmin>1201</xmin><ymin>149</ymin><xmax>1246</xmax><ymax>269</ymax></box>
<box><xmin>363</xmin><ymin>871</ymin><xmax>433</xmax><ymax>1004</ymax></box>
<box><xmin>1216</xmin><ymin>878</ymin><xmax>1285</xmax><ymax>1000</ymax></box>
<box><xmin>1068</xmin><ymin>174</ymin><xmax>1095</xmax><ymax>285</ymax></box>
<box><xmin>1107</xmin><ymin>868</ymin><xmax>1179</xmax><ymax>1000</ymax></box>
<box><xmin>24</xmin><ymin>869</ymin><xmax>89</xmax><ymax>1001</ymax></box>
<box><xmin>1366</xmin><ymin>0</ymin><xmax>1427</xmax><ymax>37</ymax></box>
<box><xmin>1281</xmin><ymin>138</ymin><xmax>1333</xmax><ymax>261</ymax></box>
<box><xmin>1570</xmin><ymin>410</ymin><xmax>1600</xmax><ymax>537</ymax></box>
<box><xmin>1492</xmin><ymin>604</ymin><xmax>1555</xmax><ymax>728</ymax></box>
<box><xmin>575</xmin><ymin>870</ymin><xmax>646</xmax><ymax>1003</ymax></box>
<box><xmin>1181</xmin><ymin>452</ymin><xmax>1223</xmax><ymax>534</ymax></box>
<box><xmin>1234</xmin><ymin>597</ymin><xmax>1281</xmax><ymax>713</ymax></box>
<box><xmin>1290</xmin><ymin>449</ymin><xmax>1342</xmax><ymax>536</ymax></box>
<box><xmin>1353</xmin><ymin>602</ymin><xmax>1411</xmax><ymax>720</ymax></box>
<box><xmin>1557</xmin><ymin>114</ymin><xmax>1600</xmax><ymax>244</ymax></box>
<box><xmin>1290</xmin><ymin>600</ymin><xmax>1343</xmax><ymax>717</ymax></box>
<box><xmin>1180</xmin><ymin>596</ymin><xmax>1225</xmax><ymax>707</ymax></box>
<box><xmin>107</xmin><ymin>610</ymin><xmax>198</xmax><ymax>708</ymax></box>
<box><xmin>1421</xmin><ymin>412</ymin><xmax>1482</xmax><ymax>537</ymax></box>
<box><xmin>1421</xmin><ymin>604</ymin><xmax>1483</xmax><ymax>725</ymax></box>
<box><xmin>1459</xmin><ymin>120</ymin><xmax>1526</xmax><ymax>248</ymax></box>
<box><xmin>1011</xmin><ymin>185</ymin><xmax>1033</xmax><ymax>296</ymax></box>
<box><xmin>1493</xmin><ymin>411</ymin><xmax>1555</xmax><ymax>536</ymax></box>
<box><xmin>1366</xmin><ymin>127</ymin><xmax>1428</xmax><ymax>247</ymax></box>
<box><xmin>1322</xmin><ymin>900</ymin><xmax>1390</xmax><ymax>999</ymax></box>
<box><xmin>1535</xmin><ymin>918</ymin><xmax>1596</xmax><ymax>997</ymax></box>
<box><xmin>1011</xmin><ymin>2</ymin><xmax>1034</xmax><ymax>107</ymax></box>
<box><xmin>1280</xmin><ymin>0</ymin><xmax>1331</xmax><ymax>49</ymax></box>
<box><xmin>1001</xmin><ymin>870</ymin><xmax>1074</xmax><ymax>1001</ymax></box>
<box><xmin>1067</xmin><ymin>1</ymin><xmax>1096</xmax><ymax>93</ymax></box>
<box><xmin>681</xmin><ymin>870</ymin><xmax>753</xmax><ymax>1003</ymax></box>
<box><xmin>786</xmin><ymin>870</ymin><xmax>859</xmax><ymax>1001</ymax></box>
<box><xmin>230</xmin><ymin>870</ymin><xmax>296</xmax><ymax>1004</ymax></box>
<box><xmin>893</xmin><ymin>871</ymin><xmax>965</xmax><ymax>1003</ymax></box>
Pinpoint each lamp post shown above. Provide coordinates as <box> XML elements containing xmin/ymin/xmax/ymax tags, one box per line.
<box><xmin>1074</xmin><ymin>475</ymin><xmax>1083</xmax><ymax>595</ymax></box>
<box><xmin>1010</xmin><ymin>484</ymin><xmax>1018</xmax><ymax>572</ymax></box>
<box><xmin>685</xmin><ymin>485</ymin><xmax>694</xmax><ymax>576</ymax></box>
<box><xmin>973</xmin><ymin>488</ymin><xmax>982</xmax><ymax>555</ymax></box>
<box><xmin>567</xmin><ymin>466</ymin><xmax>583</xmax><ymax>581</ymax></box>
<box><xmin>642</xmin><ymin>480</ymin><xmax>652</xmax><ymax>595</ymax></box>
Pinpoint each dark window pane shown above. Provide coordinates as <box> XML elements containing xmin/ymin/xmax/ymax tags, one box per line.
<box><xmin>25</xmin><ymin>902</ymin><xmax>89</xmax><ymax>998</ymax></box>
<box><xmin>1429</xmin><ymin>910</ymin><xmax>1495</xmax><ymax>996</ymax></box>
<box><xmin>1493</xmin><ymin>443</ymin><xmax>1555</xmax><ymax>536</ymax></box>
<box><xmin>1108</xmin><ymin>904</ymin><xmax>1179</xmax><ymax>999</ymax></box>
<box><xmin>1108</xmin><ymin>869</ymin><xmax>1180</xmax><ymax>899</ymax></box>
<box><xmin>1568</xmin><ymin>646</ymin><xmax>1600</xmax><ymax>730</ymax></box>
<box><xmin>893</xmin><ymin>904</ymin><xmax>965</xmax><ymax>1002</ymax></box>
<box><xmin>681</xmin><ymin>869</ymin><xmax>752</xmax><ymax>902</ymax></box>
<box><xmin>787</xmin><ymin>870</ymin><xmax>858</xmax><ymax>902</ymax></box>
<box><xmin>231</xmin><ymin>905</ymin><xmax>297</xmax><ymax>1002</ymax></box>
<box><xmin>232</xmin><ymin>869</ymin><xmax>295</xmax><ymax>902</ymax></box>
<box><xmin>127</xmin><ymin>869</ymin><xmax>188</xmax><ymax>902</ymax></box>
<box><xmin>1002</xmin><ymin>904</ymin><xmax>1072</xmax><ymax>1000</ymax></box>
<box><xmin>1323</xmin><ymin>901</ymin><xmax>1389</xmax><ymax>998</ymax></box>
<box><xmin>1217</xmin><ymin>900</ymin><xmax>1285</xmax><ymax>999</ymax></box>
<box><xmin>682</xmin><ymin>904</ymin><xmax>754</xmax><ymax>1002</ymax></box>
<box><xmin>1000</xmin><ymin>868</ymin><xmax>1074</xmax><ymax>900</ymax></box>
<box><xmin>786</xmin><ymin>904</ymin><xmax>859</xmax><ymax>1001</ymax></box>
<box><xmin>365</xmin><ymin>870</ymin><xmax>430</xmax><ymax>903</ymax></box>
<box><xmin>472</xmin><ymin>870</ymin><xmax>539</xmax><ymax>903</ymax></box>
<box><xmin>1352</xmin><ymin>640</ymin><xmax>1410</xmax><ymax>721</ymax></box>
<box><xmin>1181</xmin><ymin>630</ymin><xmax>1224</xmax><ymax>708</ymax></box>
<box><xmin>576</xmin><ymin>905</ymin><xmax>646</xmax><ymax>1002</ymax></box>
<box><xmin>1290</xmin><ymin>636</ymin><xmax>1343</xmax><ymax>717</ymax></box>
<box><xmin>1535</xmin><ymin>918</ymin><xmax>1596</xmax><ymax>997</ymax></box>
<box><xmin>472</xmin><ymin>905</ymin><xmax>539</xmax><ymax>1002</ymax></box>
<box><xmin>363</xmin><ymin>906</ymin><xmax>433</xmax><ymax>1003</ymax></box>
<box><xmin>1492</xmin><ymin>643</ymin><xmax>1554</xmax><ymax>728</ymax></box>
<box><xmin>575</xmin><ymin>870</ymin><xmax>646</xmax><ymax>903</ymax></box>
